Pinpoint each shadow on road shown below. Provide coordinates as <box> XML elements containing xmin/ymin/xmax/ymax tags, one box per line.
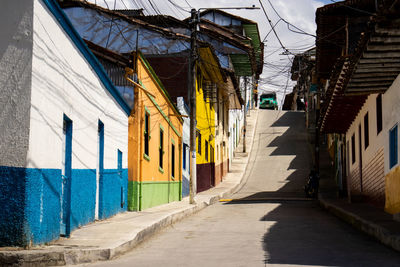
<box><xmin>224</xmin><ymin>111</ymin><xmax>400</xmax><ymax>266</ymax></box>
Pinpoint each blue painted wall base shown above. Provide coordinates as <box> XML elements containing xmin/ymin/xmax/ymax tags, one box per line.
<box><xmin>0</xmin><ymin>166</ymin><xmax>128</xmax><ymax>246</ymax></box>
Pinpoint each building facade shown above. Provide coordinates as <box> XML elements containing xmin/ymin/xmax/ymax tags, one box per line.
<box><xmin>128</xmin><ymin>53</ymin><xmax>183</xmax><ymax>211</ymax></box>
<box><xmin>0</xmin><ymin>0</ymin><xmax>130</xmax><ymax>246</ymax></box>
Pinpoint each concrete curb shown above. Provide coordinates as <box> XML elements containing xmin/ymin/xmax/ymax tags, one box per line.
<box><xmin>0</xmin><ymin>111</ymin><xmax>259</xmax><ymax>266</ymax></box>
<box><xmin>319</xmin><ymin>198</ymin><xmax>400</xmax><ymax>252</ymax></box>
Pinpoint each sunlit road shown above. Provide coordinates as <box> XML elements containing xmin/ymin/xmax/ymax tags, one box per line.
<box><xmin>79</xmin><ymin>110</ymin><xmax>400</xmax><ymax>267</ymax></box>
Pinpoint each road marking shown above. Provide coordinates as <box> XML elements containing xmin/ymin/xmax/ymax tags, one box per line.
<box><xmin>219</xmin><ymin>197</ymin><xmax>314</xmax><ymax>202</ymax></box>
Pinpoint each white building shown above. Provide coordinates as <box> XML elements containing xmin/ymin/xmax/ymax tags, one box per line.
<box><xmin>177</xmin><ymin>97</ymin><xmax>190</xmax><ymax>197</ymax></box>
<box><xmin>0</xmin><ymin>0</ymin><xmax>131</xmax><ymax>246</ymax></box>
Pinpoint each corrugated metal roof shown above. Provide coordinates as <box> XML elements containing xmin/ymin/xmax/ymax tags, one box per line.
<box><xmin>230</xmin><ymin>54</ymin><xmax>253</xmax><ymax>76</ymax></box>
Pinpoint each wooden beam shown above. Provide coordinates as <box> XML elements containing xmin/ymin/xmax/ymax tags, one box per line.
<box><xmin>345</xmin><ymin>88</ymin><xmax>388</xmax><ymax>94</ymax></box>
<box><xmin>352</xmin><ymin>72</ymin><xmax>399</xmax><ymax>78</ymax></box>
<box><xmin>374</xmin><ymin>28</ymin><xmax>400</xmax><ymax>36</ymax></box>
<box><xmin>354</xmin><ymin>67</ymin><xmax>400</xmax><ymax>73</ymax></box>
<box><xmin>362</xmin><ymin>51</ymin><xmax>400</xmax><ymax>58</ymax></box>
<box><xmin>350</xmin><ymin>76</ymin><xmax>397</xmax><ymax>83</ymax></box>
<box><xmin>370</xmin><ymin>36</ymin><xmax>400</xmax><ymax>44</ymax></box>
<box><xmin>366</xmin><ymin>44</ymin><xmax>400</xmax><ymax>51</ymax></box>
<box><xmin>356</xmin><ymin>62</ymin><xmax>400</xmax><ymax>69</ymax></box>
<box><xmin>347</xmin><ymin>82</ymin><xmax>392</xmax><ymax>88</ymax></box>
<box><xmin>359</xmin><ymin>57</ymin><xmax>400</xmax><ymax>64</ymax></box>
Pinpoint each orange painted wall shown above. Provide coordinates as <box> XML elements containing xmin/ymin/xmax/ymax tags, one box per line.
<box><xmin>128</xmin><ymin>54</ymin><xmax>183</xmax><ymax>184</ymax></box>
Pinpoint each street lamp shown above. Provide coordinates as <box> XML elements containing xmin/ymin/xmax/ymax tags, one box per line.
<box><xmin>188</xmin><ymin>6</ymin><xmax>259</xmax><ymax>205</ymax></box>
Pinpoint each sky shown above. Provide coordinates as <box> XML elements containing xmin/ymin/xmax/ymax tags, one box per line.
<box><xmin>90</xmin><ymin>0</ymin><xmax>334</xmax><ymax>105</ymax></box>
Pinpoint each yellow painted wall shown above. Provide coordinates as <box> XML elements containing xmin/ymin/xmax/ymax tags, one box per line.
<box><xmin>385</xmin><ymin>165</ymin><xmax>400</xmax><ymax>214</ymax></box>
<box><xmin>196</xmin><ymin>68</ymin><xmax>215</xmax><ymax>165</ymax></box>
<box><xmin>128</xmin><ymin>54</ymin><xmax>183</xmax><ymax>184</ymax></box>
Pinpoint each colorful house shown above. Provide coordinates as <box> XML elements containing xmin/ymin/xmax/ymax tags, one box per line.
<box><xmin>89</xmin><ymin>44</ymin><xmax>186</xmax><ymax>211</ymax></box>
<box><xmin>316</xmin><ymin>1</ymin><xmax>400</xmax><ymax>215</ymax></box>
<box><xmin>0</xmin><ymin>0</ymin><xmax>131</xmax><ymax>246</ymax></box>
<box><xmin>128</xmin><ymin>52</ymin><xmax>183</xmax><ymax>211</ymax></box>
<box><xmin>145</xmin><ymin>47</ymin><xmax>225</xmax><ymax>193</ymax></box>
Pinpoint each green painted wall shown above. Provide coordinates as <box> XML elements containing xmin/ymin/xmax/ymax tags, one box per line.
<box><xmin>128</xmin><ymin>181</ymin><xmax>181</xmax><ymax>211</ymax></box>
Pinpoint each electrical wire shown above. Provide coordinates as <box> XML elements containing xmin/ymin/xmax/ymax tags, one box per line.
<box><xmin>266</xmin><ymin>0</ymin><xmax>316</xmax><ymax>37</ymax></box>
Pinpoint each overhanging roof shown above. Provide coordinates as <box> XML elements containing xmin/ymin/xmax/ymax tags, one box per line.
<box><xmin>315</xmin><ymin>0</ymin><xmax>377</xmax><ymax>80</ymax></box>
<box><xmin>199</xmin><ymin>9</ymin><xmax>264</xmax><ymax>76</ymax></box>
<box><xmin>346</xmin><ymin>19</ymin><xmax>400</xmax><ymax>94</ymax></box>
<box><xmin>320</xmin><ymin>57</ymin><xmax>367</xmax><ymax>133</ymax></box>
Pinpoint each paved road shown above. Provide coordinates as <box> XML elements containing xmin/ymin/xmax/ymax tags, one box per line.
<box><xmin>79</xmin><ymin>110</ymin><xmax>400</xmax><ymax>267</ymax></box>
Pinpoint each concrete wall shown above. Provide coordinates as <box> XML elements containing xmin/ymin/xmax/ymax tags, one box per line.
<box><xmin>0</xmin><ymin>0</ymin><xmax>129</xmax><ymax>246</ymax></box>
<box><xmin>0</xmin><ymin>0</ymin><xmax>33</xmax><ymax>167</ymax></box>
<box><xmin>0</xmin><ymin>0</ymin><xmax>34</xmax><ymax>247</ymax></box>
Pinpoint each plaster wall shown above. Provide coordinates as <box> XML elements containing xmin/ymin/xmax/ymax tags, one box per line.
<box><xmin>229</xmin><ymin>109</ymin><xmax>244</xmax><ymax>168</ymax></box>
<box><xmin>214</xmin><ymin>86</ymin><xmax>230</xmax><ymax>185</ymax></box>
<box><xmin>383</xmin><ymin>75</ymin><xmax>400</xmax><ymax>174</ymax></box>
<box><xmin>177</xmin><ymin>97</ymin><xmax>190</xmax><ymax>197</ymax></box>
<box><xmin>14</xmin><ymin>0</ymin><xmax>128</xmax><ymax>245</ymax></box>
<box><xmin>382</xmin><ymin>74</ymin><xmax>400</xmax><ymax>213</ymax></box>
<box><xmin>195</xmin><ymin>73</ymin><xmax>215</xmax><ymax>192</ymax></box>
<box><xmin>0</xmin><ymin>0</ymin><xmax>33</xmax><ymax>167</ymax></box>
<box><xmin>128</xmin><ymin>55</ymin><xmax>182</xmax><ymax>211</ymax></box>
<box><xmin>346</xmin><ymin>93</ymin><xmax>384</xmax><ymax>176</ymax></box>
<box><xmin>30</xmin><ymin>0</ymin><xmax>128</xmax><ymax>171</ymax></box>
<box><xmin>345</xmin><ymin>94</ymin><xmax>385</xmax><ymax>202</ymax></box>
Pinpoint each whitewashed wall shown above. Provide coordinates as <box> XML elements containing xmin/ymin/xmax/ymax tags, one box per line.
<box><xmin>383</xmin><ymin>75</ymin><xmax>400</xmax><ymax>174</ymax></box>
<box><xmin>177</xmin><ymin>97</ymin><xmax>190</xmax><ymax>183</ymax></box>
<box><xmin>346</xmin><ymin>93</ymin><xmax>384</xmax><ymax>175</ymax></box>
<box><xmin>229</xmin><ymin>109</ymin><xmax>243</xmax><ymax>168</ymax></box>
<box><xmin>28</xmin><ymin>0</ymin><xmax>128</xmax><ymax>170</ymax></box>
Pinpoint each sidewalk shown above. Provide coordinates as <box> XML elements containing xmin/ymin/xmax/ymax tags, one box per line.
<box><xmin>0</xmin><ymin>110</ymin><xmax>259</xmax><ymax>266</ymax></box>
<box><xmin>317</xmin><ymin>143</ymin><xmax>400</xmax><ymax>253</ymax></box>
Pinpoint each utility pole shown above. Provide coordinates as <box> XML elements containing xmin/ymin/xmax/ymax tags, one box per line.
<box><xmin>315</xmin><ymin>86</ymin><xmax>320</xmax><ymax>173</ymax></box>
<box><xmin>188</xmin><ymin>6</ymin><xmax>259</xmax><ymax>203</ymax></box>
<box><xmin>243</xmin><ymin>76</ymin><xmax>247</xmax><ymax>153</ymax></box>
<box><xmin>188</xmin><ymin>9</ymin><xmax>198</xmax><ymax>204</ymax></box>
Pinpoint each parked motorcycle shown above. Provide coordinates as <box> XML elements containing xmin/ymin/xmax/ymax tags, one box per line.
<box><xmin>304</xmin><ymin>170</ymin><xmax>319</xmax><ymax>198</ymax></box>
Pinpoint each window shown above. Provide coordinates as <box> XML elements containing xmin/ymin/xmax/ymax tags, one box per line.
<box><xmin>351</xmin><ymin>133</ymin><xmax>356</xmax><ymax>164</ymax></box>
<box><xmin>183</xmin><ymin>144</ymin><xmax>187</xmax><ymax>170</ymax></box>
<box><xmin>144</xmin><ymin>110</ymin><xmax>150</xmax><ymax>158</ymax></box>
<box><xmin>197</xmin><ymin>131</ymin><xmax>201</xmax><ymax>155</ymax></box>
<box><xmin>159</xmin><ymin>127</ymin><xmax>164</xmax><ymax>170</ymax></box>
<box><xmin>222</xmin><ymin>102</ymin><xmax>225</xmax><ymax>132</ymax></box>
<box><xmin>196</xmin><ymin>70</ymin><xmax>202</xmax><ymax>91</ymax></box>
<box><xmin>376</xmin><ymin>94</ymin><xmax>382</xmax><ymax>134</ymax></box>
<box><xmin>364</xmin><ymin>113</ymin><xmax>369</xmax><ymax>149</ymax></box>
<box><xmin>389</xmin><ymin>124</ymin><xmax>398</xmax><ymax>169</ymax></box>
<box><xmin>205</xmin><ymin>140</ymin><xmax>209</xmax><ymax>161</ymax></box>
<box><xmin>117</xmin><ymin>149</ymin><xmax>122</xmax><ymax>172</ymax></box>
<box><xmin>171</xmin><ymin>143</ymin><xmax>175</xmax><ymax>178</ymax></box>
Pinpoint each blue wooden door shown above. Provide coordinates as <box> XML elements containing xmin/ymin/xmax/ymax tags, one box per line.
<box><xmin>61</xmin><ymin>115</ymin><xmax>72</xmax><ymax>236</ymax></box>
<box><xmin>96</xmin><ymin>120</ymin><xmax>104</xmax><ymax>219</ymax></box>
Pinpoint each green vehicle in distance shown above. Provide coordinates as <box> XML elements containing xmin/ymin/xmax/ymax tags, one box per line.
<box><xmin>259</xmin><ymin>92</ymin><xmax>278</xmax><ymax>110</ymax></box>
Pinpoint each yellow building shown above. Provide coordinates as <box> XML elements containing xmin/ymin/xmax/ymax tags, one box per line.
<box><xmin>196</xmin><ymin>47</ymin><xmax>225</xmax><ymax>192</ymax></box>
<box><xmin>128</xmin><ymin>52</ymin><xmax>183</xmax><ymax>211</ymax></box>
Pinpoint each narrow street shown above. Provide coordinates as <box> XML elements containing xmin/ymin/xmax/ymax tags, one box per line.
<box><xmin>79</xmin><ymin>110</ymin><xmax>400</xmax><ymax>267</ymax></box>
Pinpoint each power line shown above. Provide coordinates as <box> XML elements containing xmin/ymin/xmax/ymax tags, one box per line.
<box><xmin>266</xmin><ymin>0</ymin><xmax>316</xmax><ymax>38</ymax></box>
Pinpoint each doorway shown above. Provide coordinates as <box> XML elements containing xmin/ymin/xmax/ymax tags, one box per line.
<box><xmin>61</xmin><ymin>115</ymin><xmax>72</xmax><ymax>237</ymax></box>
